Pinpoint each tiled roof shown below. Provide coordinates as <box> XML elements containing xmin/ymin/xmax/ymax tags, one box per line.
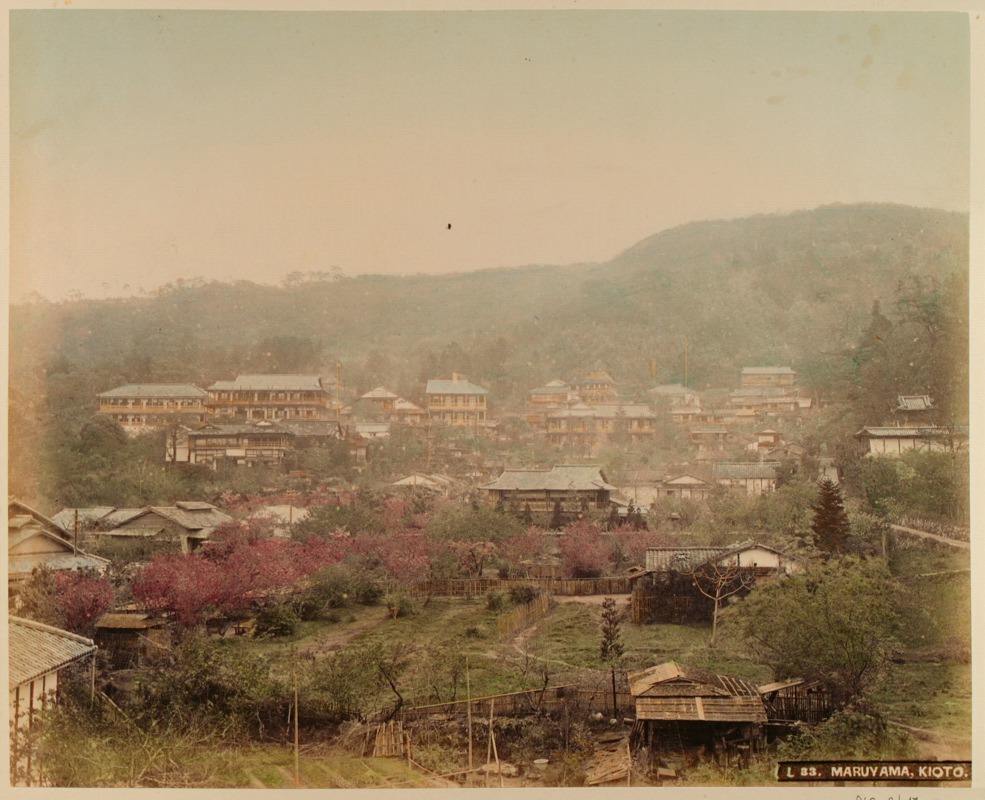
<box><xmin>426</xmin><ymin>378</ymin><xmax>488</xmax><ymax>395</ymax></box>
<box><xmin>896</xmin><ymin>395</ymin><xmax>933</xmax><ymax>411</ymax></box>
<box><xmin>209</xmin><ymin>374</ymin><xmax>324</xmax><ymax>392</ymax></box>
<box><xmin>855</xmin><ymin>425</ymin><xmax>955</xmax><ymax>438</ymax></box>
<box><xmin>361</xmin><ymin>386</ymin><xmax>399</xmax><ymax>400</ymax></box>
<box><xmin>548</xmin><ymin>404</ymin><xmax>656</xmax><ymax>419</ymax></box>
<box><xmin>9</xmin><ymin>616</ymin><xmax>97</xmax><ymax>688</ymax></box>
<box><xmin>482</xmin><ymin>465</ymin><xmax>615</xmax><ymax>492</ymax></box>
<box><xmin>50</xmin><ymin>507</ymin><xmax>117</xmax><ymax>532</ymax></box>
<box><xmin>713</xmin><ymin>463</ymin><xmax>779</xmax><ymax>480</ymax></box>
<box><xmin>644</xmin><ymin>547</ymin><xmax>728</xmax><ymax>572</ymax></box>
<box><xmin>98</xmin><ymin>383</ymin><xmax>207</xmax><ymax>398</ymax></box>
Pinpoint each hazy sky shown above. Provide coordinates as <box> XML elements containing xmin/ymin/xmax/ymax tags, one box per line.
<box><xmin>9</xmin><ymin>8</ymin><xmax>972</xmax><ymax>301</ymax></box>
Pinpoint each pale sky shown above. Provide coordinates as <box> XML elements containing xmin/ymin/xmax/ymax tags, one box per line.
<box><xmin>9</xmin><ymin>8</ymin><xmax>972</xmax><ymax>301</ymax></box>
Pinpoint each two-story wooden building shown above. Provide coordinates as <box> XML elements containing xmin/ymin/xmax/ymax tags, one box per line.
<box><xmin>207</xmin><ymin>374</ymin><xmax>334</xmax><ymax>421</ymax></box>
<box><xmin>425</xmin><ymin>374</ymin><xmax>488</xmax><ymax>428</ymax></box>
<box><xmin>545</xmin><ymin>403</ymin><xmax>657</xmax><ymax>455</ymax></box>
<box><xmin>97</xmin><ymin>383</ymin><xmax>209</xmax><ymax>436</ymax></box>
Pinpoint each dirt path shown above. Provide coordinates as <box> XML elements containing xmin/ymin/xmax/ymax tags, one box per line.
<box><xmin>890</xmin><ymin>524</ymin><xmax>969</xmax><ymax>550</ymax></box>
<box><xmin>555</xmin><ymin>593</ymin><xmax>631</xmax><ymax>606</ymax></box>
<box><xmin>298</xmin><ymin>611</ymin><xmax>389</xmax><ymax>658</ymax></box>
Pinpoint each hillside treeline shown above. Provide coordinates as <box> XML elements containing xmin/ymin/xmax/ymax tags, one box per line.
<box><xmin>9</xmin><ymin>203</ymin><xmax>968</xmax><ymax>505</ymax></box>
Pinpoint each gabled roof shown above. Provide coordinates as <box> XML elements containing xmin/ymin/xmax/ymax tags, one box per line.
<box><xmin>50</xmin><ymin>507</ymin><xmax>117</xmax><ymax>533</ymax></box>
<box><xmin>393</xmin><ymin>398</ymin><xmax>424</xmax><ymax>412</ymax></box>
<box><xmin>426</xmin><ymin>377</ymin><xmax>488</xmax><ymax>395</ymax></box>
<box><xmin>98</xmin><ymin>383</ymin><xmax>207</xmax><ymax>399</ymax></box>
<box><xmin>208</xmin><ymin>374</ymin><xmax>324</xmax><ymax>392</ymax></box>
<box><xmin>9</xmin><ymin>616</ymin><xmax>97</xmax><ymax>689</ymax></box>
<box><xmin>481</xmin><ymin>465</ymin><xmax>616</xmax><ymax>492</ymax></box>
<box><xmin>113</xmin><ymin>505</ymin><xmax>232</xmax><ymax>532</ymax></box>
<box><xmin>360</xmin><ymin>386</ymin><xmax>400</xmax><ymax>400</ymax></box>
<box><xmin>8</xmin><ymin>501</ymin><xmax>110</xmax><ymax>576</ymax></box>
<box><xmin>9</xmin><ymin>499</ymin><xmax>71</xmax><ymax>540</ymax></box>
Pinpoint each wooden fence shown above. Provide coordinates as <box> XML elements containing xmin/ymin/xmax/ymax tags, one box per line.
<box><xmin>413</xmin><ymin>576</ymin><xmax>632</xmax><ymax>598</ymax></box>
<box><xmin>495</xmin><ymin>593</ymin><xmax>551</xmax><ymax>637</ymax></box>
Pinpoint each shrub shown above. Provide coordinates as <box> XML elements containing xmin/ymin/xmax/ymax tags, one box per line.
<box><xmin>486</xmin><ymin>591</ymin><xmax>507</xmax><ymax>612</ymax></box>
<box><xmin>508</xmin><ymin>585</ymin><xmax>541</xmax><ymax>605</ymax></box>
<box><xmin>253</xmin><ymin>603</ymin><xmax>300</xmax><ymax>638</ymax></box>
<box><xmin>384</xmin><ymin>592</ymin><xmax>416</xmax><ymax>619</ymax></box>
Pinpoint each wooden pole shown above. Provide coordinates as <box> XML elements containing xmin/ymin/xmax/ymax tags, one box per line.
<box><xmin>490</xmin><ymin>699</ymin><xmax>503</xmax><ymax>788</ymax></box>
<box><xmin>293</xmin><ymin>653</ymin><xmax>300</xmax><ymax>785</ymax></box>
<box><xmin>465</xmin><ymin>657</ymin><xmax>473</xmax><ymax>783</ymax></box>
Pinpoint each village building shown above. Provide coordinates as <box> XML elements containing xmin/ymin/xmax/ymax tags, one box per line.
<box><xmin>206</xmin><ymin>374</ymin><xmax>335</xmax><ymax>421</ymax></box>
<box><xmin>571</xmin><ymin>369</ymin><xmax>619</xmax><ymax>404</ymax></box>
<box><xmin>525</xmin><ymin>379</ymin><xmax>579</xmax><ymax>423</ymax></box>
<box><xmin>96</xmin><ymin>383</ymin><xmax>209</xmax><ymax>436</ymax></box>
<box><xmin>688</xmin><ymin>425</ymin><xmax>731</xmax><ymax>457</ymax></box>
<box><xmin>632</xmin><ymin>541</ymin><xmax>799</xmax><ymax>625</ymax></box>
<box><xmin>658</xmin><ymin>472</ymin><xmax>712</xmax><ymax>501</ymax></box>
<box><xmin>93</xmin><ymin>612</ymin><xmax>171</xmax><ymax>670</ymax></box>
<box><xmin>627</xmin><ymin>662</ymin><xmax>767</xmax><ymax>767</ymax></box>
<box><xmin>854</xmin><ymin>425</ymin><xmax>967</xmax><ymax>457</ymax></box>
<box><xmin>649</xmin><ymin>383</ymin><xmax>698</xmax><ymax>406</ymax></box>
<box><xmin>739</xmin><ymin>366</ymin><xmax>796</xmax><ymax>388</ymax></box>
<box><xmin>425</xmin><ymin>374</ymin><xmax>488</xmax><ymax>428</ymax></box>
<box><xmin>55</xmin><ymin>501</ymin><xmax>233</xmax><ymax>554</ymax></box>
<box><xmin>391</xmin><ymin>472</ymin><xmax>457</xmax><ymax>495</ymax></box>
<box><xmin>8</xmin><ymin>501</ymin><xmax>109</xmax><ymax>605</ymax></box>
<box><xmin>358</xmin><ymin>388</ymin><xmax>426</xmax><ymax>424</ymax></box>
<box><xmin>480</xmin><ymin>464</ymin><xmax>617</xmax><ymax>518</ymax></box>
<box><xmin>9</xmin><ymin>616</ymin><xmax>98</xmax><ymax>786</ymax></box>
<box><xmin>712</xmin><ymin>462</ymin><xmax>780</xmax><ymax>496</ymax></box>
<box><xmin>178</xmin><ymin>420</ymin><xmax>296</xmax><ymax>466</ymax></box>
<box><xmin>545</xmin><ymin>403</ymin><xmax>658</xmax><ymax>454</ymax></box>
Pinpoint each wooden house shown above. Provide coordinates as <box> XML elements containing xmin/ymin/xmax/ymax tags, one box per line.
<box><xmin>425</xmin><ymin>374</ymin><xmax>489</xmax><ymax>428</ymax></box>
<box><xmin>545</xmin><ymin>403</ymin><xmax>657</xmax><ymax>454</ymax></box>
<box><xmin>9</xmin><ymin>616</ymin><xmax>98</xmax><ymax>786</ymax></box>
<box><xmin>8</xmin><ymin>501</ymin><xmax>109</xmax><ymax>604</ymax></box>
<box><xmin>854</xmin><ymin>425</ymin><xmax>967</xmax><ymax>457</ymax></box>
<box><xmin>739</xmin><ymin>366</ymin><xmax>796</xmax><ymax>388</ymax></box>
<box><xmin>93</xmin><ymin>612</ymin><xmax>171</xmax><ymax>669</ymax></box>
<box><xmin>183</xmin><ymin>420</ymin><xmax>295</xmax><ymax>466</ymax></box>
<box><xmin>572</xmin><ymin>369</ymin><xmax>619</xmax><ymax>404</ymax></box>
<box><xmin>481</xmin><ymin>464</ymin><xmax>616</xmax><ymax>517</ymax></box>
<box><xmin>659</xmin><ymin>473</ymin><xmax>712</xmax><ymax>501</ymax></box>
<box><xmin>633</xmin><ymin>542</ymin><xmax>798</xmax><ymax>624</ymax></box>
<box><xmin>894</xmin><ymin>394</ymin><xmax>934</xmax><ymax>424</ymax></box>
<box><xmin>97</xmin><ymin>383</ymin><xmax>209</xmax><ymax>436</ymax></box>
<box><xmin>207</xmin><ymin>374</ymin><xmax>335</xmax><ymax>421</ymax></box>
<box><xmin>359</xmin><ymin>387</ymin><xmax>425</xmax><ymax>424</ymax></box>
<box><xmin>76</xmin><ymin>502</ymin><xmax>233</xmax><ymax>554</ymax></box>
<box><xmin>712</xmin><ymin>462</ymin><xmax>779</xmax><ymax>496</ymax></box>
<box><xmin>628</xmin><ymin>662</ymin><xmax>766</xmax><ymax>765</ymax></box>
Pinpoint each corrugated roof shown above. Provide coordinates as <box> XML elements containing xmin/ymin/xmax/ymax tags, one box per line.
<box><xmin>9</xmin><ymin>616</ymin><xmax>97</xmax><ymax>688</ymax></box>
<box><xmin>426</xmin><ymin>378</ymin><xmax>488</xmax><ymax>395</ymax></box>
<box><xmin>209</xmin><ymin>374</ymin><xmax>324</xmax><ymax>392</ymax></box>
<box><xmin>98</xmin><ymin>383</ymin><xmax>207</xmax><ymax>398</ymax></box>
<box><xmin>481</xmin><ymin>465</ymin><xmax>615</xmax><ymax>492</ymax></box>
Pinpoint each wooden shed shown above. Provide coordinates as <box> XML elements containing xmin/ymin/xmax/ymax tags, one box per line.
<box><xmin>93</xmin><ymin>612</ymin><xmax>171</xmax><ymax>669</ymax></box>
<box><xmin>628</xmin><ymin>662</ymin><xmax>766</xmax><ymax>766</ymax></box>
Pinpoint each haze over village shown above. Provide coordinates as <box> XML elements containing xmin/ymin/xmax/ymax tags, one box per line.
<box><xmin>7</xmin><ymin>8</ymin><xmax>974</xmax><ymax>792</ymax></box>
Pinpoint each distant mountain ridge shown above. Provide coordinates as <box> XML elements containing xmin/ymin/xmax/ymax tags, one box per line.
<box><xmin>10</xmin><ymin>203</ymin><xmax>968</xmax><ymax>407</ymax></box>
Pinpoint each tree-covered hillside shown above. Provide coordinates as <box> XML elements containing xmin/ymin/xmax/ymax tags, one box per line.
<box><xmin>9</xmin><ymin>203</ymin><xmax>968</xmax><ymax>502</ymax></box>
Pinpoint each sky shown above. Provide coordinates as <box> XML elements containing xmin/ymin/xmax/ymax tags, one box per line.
<box><xmin>8</xmin><ymin>7</ymin><xmax>974</xmax><ymax>302</ymax></box>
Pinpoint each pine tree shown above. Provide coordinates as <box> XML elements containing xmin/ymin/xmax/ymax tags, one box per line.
<box><xmin>599</xmin><ymin>597</ymin><xmax>624</xmax><ymax>663</ymax></box>
<box><xmin>811</xmin><ymin>479</ymin><xmax>851</xmax><ymax>556</ymax></box>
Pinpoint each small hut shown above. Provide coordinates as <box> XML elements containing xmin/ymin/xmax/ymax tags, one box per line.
<box><xmin>628</xmin><ymin>662</ymin><xmax>766</xmax><ymax>767</ymax></box>
<box><xmin>93</xmin><ymin>612</ymin><xmax>171</xmax><ymax>669</ymax></box>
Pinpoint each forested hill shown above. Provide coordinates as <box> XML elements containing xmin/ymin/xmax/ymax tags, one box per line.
<box><xmin>10</xmin><ymin>203</ymin><xmax>967</xmax><ymax>411</ymax></box>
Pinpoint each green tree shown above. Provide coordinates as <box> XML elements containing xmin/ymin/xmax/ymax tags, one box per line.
<box><xmin>723</xmin><ymin>557</ymin><xmax>899</xmax><ymax>704</ymax></box>
<box><xmin>599</xmin><ymin>596</ymin><xmax>625</xmax><ymax>720</ymax></box>
<box><xmin>811</xmin><ymin>479</ymin><xmax>851</xmax><ymax>556</ymax></box>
